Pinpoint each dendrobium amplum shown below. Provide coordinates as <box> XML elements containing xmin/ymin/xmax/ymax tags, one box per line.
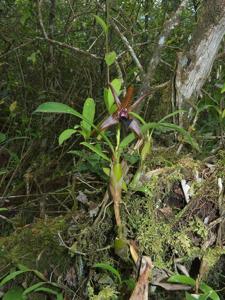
<box><xmin>100</xmin><ymin>84</ymin><xmax>148</xmax><ymax>138</ymax></box>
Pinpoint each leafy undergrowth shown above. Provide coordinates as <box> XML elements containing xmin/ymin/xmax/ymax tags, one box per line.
<box><xmin>0</xmin><ymin>148</ymin><xmax>224</xmax><ymax>299</ymax></box>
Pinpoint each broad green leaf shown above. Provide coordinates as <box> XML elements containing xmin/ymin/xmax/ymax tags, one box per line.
<box><xmin>81</xmin><ymin>98</ymin><xmax>95</xmax><ymax>138</ymax></box>
<box><xmin>119</xmin><ymin>132</ymin><xmax>136</xmax><ymax>151</ymax></box>
<box><xmin>200</xmin><ymin>283</ymin><xmax>220</xmax><ymax>300</ymax></box>
<box><xmin>81</xmin><ymin>142</ymin><xmax>110</xmax><ymax>162</ymax></box>
<box><xmin>34</xmin><ymin>102</ymin><xmax>114</xmax><ymax>154</ymax></box>
<box><xmin>58</xmin><ymin>129</ymin><xmax>77</xmax><ymax>145</ymax></box>
<box><xmin>221</xmin><ymin>82</ymin><xmax>225</xmax><ymax>94</ymax></box>
<box><xmin>185</xmin><ymin>292</ymin><xmax>200</xmax><ymax>300</ymax></box>
<box><xmin>94</xmin><ymin>15</ymin><xmax>108</xmax><ymax>34</ymax></box>
<box><xmin>23</xmin><ymin>282</ymin><xmax>46</xmax><ymax>296</ymax></box>
<box><xmin>0</xmin><ymin>270</ymin><xmax>28</xmax><ymax>287</ymax></box>
<box><xmin>104</xmin><ymin>78</ymin><xmax>122</xmax><ymax>112</ymax></box>
<box><xmin>3</xmin><ymin>286</ymin><xmax>25</xmax><ymax>300</ymax></box>
<box><xmin>34</xmin><ymin>102</ymin><xmax>83</xmax><ymax>119</ymax></box>
<box><xmin>105</xmin><ymin>51</ymin><xmax>117</xmax><ymax>66</ymax></box>
<box><xmin>168</xmin><ymin>274</ymin><xmax>195</xmax><ymax>286</ymax></box>
<box><xmin>93</xmin><ymin>263</ymin><xmax>121</xmax><ymax>284</ymax></box>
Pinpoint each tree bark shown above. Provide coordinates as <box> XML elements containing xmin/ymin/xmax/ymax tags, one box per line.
<box><xmin>175</xmin><ymin>0</ymin><xmax>225</xmax><ymax>126</ymax></box>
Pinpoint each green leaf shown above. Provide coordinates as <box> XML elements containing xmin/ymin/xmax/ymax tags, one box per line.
<box><xmin>222</xmin><ymin>108</ymin><xmax>225</xmax><ymax>119</ymax></box>
<box><xmin>221</xmin><ymin>82</ymin><xmax>225</xmax><ymax>94</ymax></box>
<box><xmin>81</xmin><ymin>142</ymin><xmax>110</xmax><ymax>162</ymax></box>
<box><xmin>34</xmin><ymin>102</ymin><xmax>83</xmax><ymax>119</ymax></box>
<box><xmin>104</xmin><ymin>78</ymin><xmax>122</xmax><ymax>113</ymax></box>
<box><xmin>196</xmin><ymin>104</ymin><xmax>215</xmax><ymax>114</ymax></box>
<box><xmin>200</xmin><ymin>283</ymin><xmax>220</xmax><ymax>300</ymax></box>
<box><xmin>3</xmin><ymin>286</ymin><xmax>25</xmax><ymax>300</ymax></box>
<box><xmin>58</xmin><ymin>129</ymin><xmax>77</xmax><ymax>145</ymax></box>
<box><xmin>0</xmin><ymin>270</ymin><xmax>28</xmax><ymax>287</ymax></box>
<box><xmin>94</xmin><ymin>15</ymin><xmax>108</xmax><ymax>34</ymax></box>
<box><xmin>105</xmin><ymin>51</ymin><xmax>117</xmax><ymax>66</ymax></box>
<box><xmin>168</xmin><ymin>274</ymin><xmax>196</xmax><ymax>286</ymax></box>
<box><xmin>57</xmin><ymin>293</ymin><xmax>64</xmax><ymax>300</ymax></box>
<box><xmin>34</xmin><ymin>102</ymin><xmax>115</xmax><ymax>154</ymax></box>
<box><xmin>158</xmin><ymin>122</ymin><xmax>199</xmax><ymax>151</ymax></box>
<box><xmin>119</xmin><ymin>132</ymin><xmax>136</xmax><ymax>150</ymax></box>
<box><xmin>129</xmin><ymin>111</ymin><xmax>146</xmax><ymax>125</ymax></box>
<box><xmin>113</xmin><ymin>162</ymin><xmax>123</xmax><ymax>181</ymax></box>
<box><xmin>27</xmin><ymin>52</ymin><xmax>37</xmax><ymax>64</ymax></box>
<box><xmin>159</xmin><ymin>110</ymin><xmax>186</xmax><ymax>122</ymax></box>
<box><xmin>103</xmin><ymin>167</ymin><xmax>110</xmax><ymax>176</ymax></box>
<box><xmin>185</xmin><ymin>292</ymin><xmax>200</xmax><ymax>300</ymax></box>
<box><xmin>0</xmin><ymin>208</ymin><xmax>8</xmax><ymax>212</ymax></box>
<box><xmin>17</xmin><ymin>264</ymin><xmax>30</xmax><ymax>272</ymax></box>
<box><xmin>122</xmin><ymin>180</ymin><xmax>127</xmax><ymax>191</ymax></box>
<box><xmin>138</xmin><ymin>121</ymin><xmax>199</xmax><ymax>151</ymax></box>
<box><xmin>93</xmin><ymin>263</ymin><xmax>122</xmax><ymax>284</ymax></box>
<box><xmin>23</xmin><ymin>282</ymin><xmax>46</xmax><ymax>296</ymax></box>
<box><xmin>81</xmin><ymin>98</ymin><xmax>95</xmax><ymax>138</ymax></box>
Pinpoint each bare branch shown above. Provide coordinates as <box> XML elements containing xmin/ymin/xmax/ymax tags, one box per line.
<box><xmin>37</xmin><ymin>37</ymin><xmax>101</xmax><ymax>59</ymax></box>
<box><xmin>36</xmin><ymin>0</ymin><xmax>100</xmax><ymax>60</ymax></box>
<box><xmin>141</xmin><ymin>0</ymin><xmax>189</xmax><ymax>94</ymax></box>
<box><xmin>111</xmin><ymin>19</ymin><xmax>144</xmax><ymax>74</ymax></box>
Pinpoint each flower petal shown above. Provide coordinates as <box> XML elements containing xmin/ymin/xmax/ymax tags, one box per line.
<box><xmin>128</xmin><ymin>119</ymin><xmax>142</xmax><ymax>138</ymax></box>
<box><xmin>109</xmin><ymin>83</ymin><xmax>121</xmax><ymax>107</ymax></box>
<box><xmin>130</xmin><ymin>93</ymin><xmax>149</xmax><ymax>111</ymax></box>
<box><xmin>100</xmin><ymin>115</ymin><xmax>119</xmax><ymax>131</ymax></box>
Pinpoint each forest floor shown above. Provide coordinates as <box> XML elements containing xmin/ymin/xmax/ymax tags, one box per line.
<box><xmin>0</xmin><ymin>144</ymin><xmax>225</xmax><ymax>299</ymax></box>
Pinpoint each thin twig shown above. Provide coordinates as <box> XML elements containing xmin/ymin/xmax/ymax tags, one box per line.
<box><xmin>111</xmin><ymin>18</ymin><xmax>144</xmax><ymax>74</ymax></box>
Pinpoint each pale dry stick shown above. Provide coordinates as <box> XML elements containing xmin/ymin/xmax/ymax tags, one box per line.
<box><xmin>216</xmin><ymin>178</ymin><xmax>224</xmax><ymax>246</ymax></box>
<box><xmin>129</xmin><ymin>256</ymin><xmax>153</xmax><ymax>300</ymax></box>
<box><xmin>111</xmin><ymin>19</ymin><xmax>144</xmax><ymax>74</ymax></box>
<box><xmin>37</xmin><ymin>0</ymin><xmax>48</xmax><ymax>39</ymax></box>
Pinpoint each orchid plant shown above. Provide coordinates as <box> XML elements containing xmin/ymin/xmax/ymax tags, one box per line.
<box><xmin>34</xmin><ymin>13</ymin><xmax>199</xmax><ymax>260</ymax></box>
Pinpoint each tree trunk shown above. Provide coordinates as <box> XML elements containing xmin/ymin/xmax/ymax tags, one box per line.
<box><xmin>175</xmin><ymin>0</ymin><xmax>225</xmax><ymax>126</ymax></box>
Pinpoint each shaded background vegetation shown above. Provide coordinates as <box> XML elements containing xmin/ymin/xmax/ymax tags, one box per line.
<box><xmin>0</xmin><ymin>0</ymin><xmax>224</xmax><ymax>299</ymax></box>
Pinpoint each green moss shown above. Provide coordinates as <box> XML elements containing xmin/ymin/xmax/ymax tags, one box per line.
<box><xmin>0</xmin><ymin>216</ymin><xmax>68</xmax><ymax>271</ymax></box>
<box><xmin>123</xmin><ymin>153</ymin><xmax>224</xmax><ymax>270</ymax></box>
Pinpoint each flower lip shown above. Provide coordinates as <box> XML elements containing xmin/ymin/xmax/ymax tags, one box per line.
<box><xmin>119</xmin><ymin>108</ymin><xmax>128</xmax><ymax>119</ymax></box>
